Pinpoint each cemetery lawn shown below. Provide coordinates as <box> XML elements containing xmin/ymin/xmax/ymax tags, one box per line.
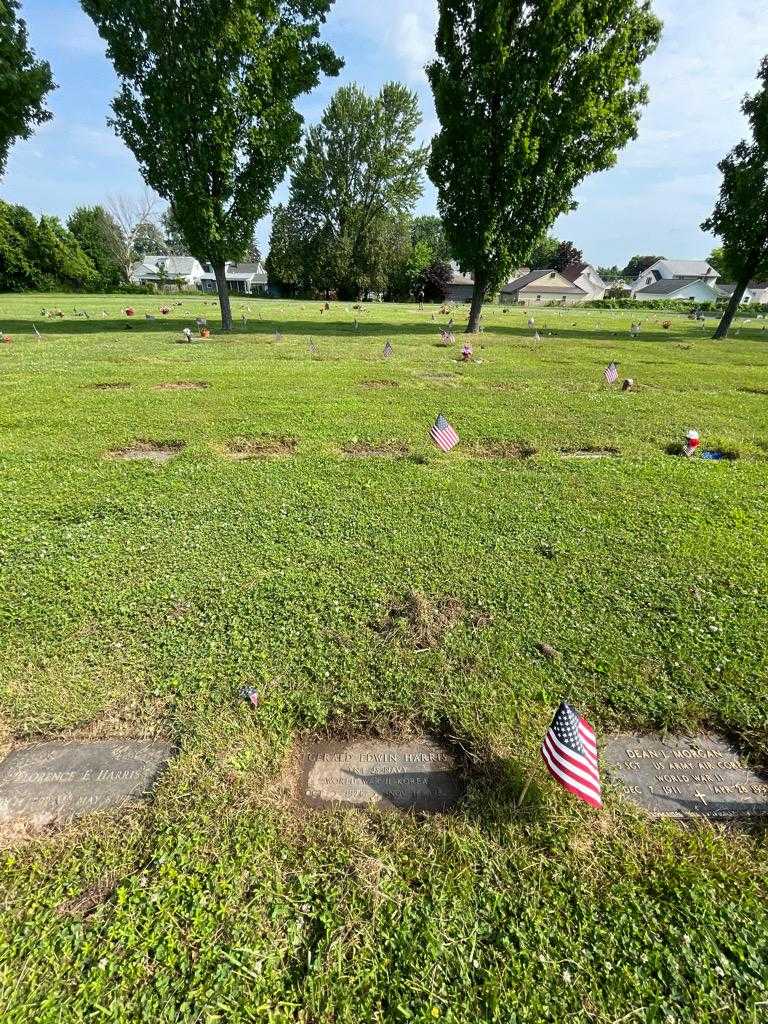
<box><xmin>2</xmin><ymin>293</ymin><xmax>768</xmax><ymax>1024</ymax></box>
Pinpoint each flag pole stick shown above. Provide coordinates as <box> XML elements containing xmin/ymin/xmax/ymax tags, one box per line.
<box><xmin>517</xmin><ymin>766</ymin><xmax>536</xmax><ymax>809</ymax></box>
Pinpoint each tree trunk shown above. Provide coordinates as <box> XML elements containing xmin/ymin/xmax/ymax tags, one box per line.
<box><xmin>466</xmin><ymin>273</ymin><xmax>486</xmax><ymax>333</ymax></box>
<box><xmin>213</xmin><ymin>261</ymin><xmax>233</xmax><ymax>331</ymax></box>
<box><xmin>713</xmin><ymin>270</ymin><xmax>752</xmax><ymax>339</ymax></box>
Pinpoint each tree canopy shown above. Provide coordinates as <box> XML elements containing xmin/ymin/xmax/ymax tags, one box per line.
<box><xmin>82</xmin><ymin>0</ymin><xmax>341</xmax><ymax>327</ymax></box>
<box><xmin>67</xmin><ymin>205</ymin><xmax>125</xmax><ymax>288</ymax></box>
<box><xmin>427</xmin><ymin>0</ymin><xmax>661</xmax><ymax>330</ymax></box>
<box><xmin>269</xmin><ymin>82</ymin><xmax>428</xmax><ymax>299</ymax></box>
<box><xmin>703</xmin><ymin>55</ymin><xmax>768</xmax><ymax>338</ymax></box>
<box><xmin>0</xmin><ymin>200</ymin><xmax>98</xmax><ymax>290</ymax></box>
<box><xmin>551</xmin><ymin>241</ymin><xmax>583</xmax><ymax>273</ymax></box>
<box><xmin>0</xmin><ymin>0</ymin><xmax>54</xmax><ymax>178</ymax></box>
<box><xmin>622</xmin><ymin>254</ymin><xmax>665</xmax><ymax>279</ymax></box>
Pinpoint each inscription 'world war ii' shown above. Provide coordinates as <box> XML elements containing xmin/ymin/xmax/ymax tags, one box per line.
<box><xmin>604</xmin><ymin>734</ymin><xmax>768</xmax><ymax>819</ymax></box>
<box><xmin>0</xmin><ymin>740</ymin><xmax>172</xmax><ymax>828</ymax></box>
<box><xmin>302</xmin><ymin>738</ymin><xmax>463</xmax><ymax>812</ymax></box>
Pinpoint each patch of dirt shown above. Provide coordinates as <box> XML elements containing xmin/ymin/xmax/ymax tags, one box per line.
<box><xmin>154</xmin><ymin>381</ymin><xmax>211</xmax><ymax>391</ymax></box>
<box><xmin>106</xmin><ymin>441</ymin><xmax>185</xmax><ymax>463</ymax></box>
<box><xmin>740</xmin><ymin>387</ymin><xmax>768</xmax><ymax>396</ymax></box>
<box><xmin>559</xmin><ymin>447</ymin><xmax>619</xmax><ymax>459</ymax></box>
<box><xmin>223</xmin><ymin>437</ymin><xmax>297</xmax><ymax>459</ymax></box>
<box><xmin>361</xmin><ymin>379</ymin><xmax>400</xmax><ymax>390</ymax></box>
<box><xmin>56</xmin><ymin>873</ymin><xmax>119</xmax><ymax>918</ymax></box>
<box><xmin>470</xmin><ymin>441</ymin><xmax>537</xmax><ymax>460</ymax></box>
<box><xmin>375</xmin><ymin>590</ymin><xmax>491</xmax><ymax>650</ymax></box>
<box><xmin>86</xmin><ymin>382</ymin><xmax>132</xmax><ymax>390</ymax></box>
<box><xmin>342</xmin><ymin>441</ymin><xmax>408</xmax><ymax>458</ymax></box>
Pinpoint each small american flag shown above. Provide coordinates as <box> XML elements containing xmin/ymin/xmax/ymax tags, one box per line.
<box><xmin>32</xmin><ymin>324</ymin><xmax>41</xmax><ymax>338</ymax></box>
<box><xmin>603</xmin><ymin>362</ymin><xmax>618</xmax><ymax>384</ymax></box>
<box><xmin>239</xmin><ymin>686</ymin><xmax>259</xmax><ymax>708</ymax></box>
<box><xmin>309</xmin><ymin>338</ymin><xmax>318</xmax><ymax>356</ymax></box>
<box><xmin>274</xmin><ymin>331</ymin><xmax>283</xmax><ymax>343</ymax></box>
<box><xmin>541</xmin><ymin>702</ymin><xmax>602</xmax><ymax>808</ymax></box>
<box><xmin>430</xmin><ymin>413</ymin><xmax>459</xmax><ymax>452</ymax></box>
<box><xmin>383</xmin><ymin>340</ymin><xmax>393</xmax><ymax>358</ymax></box>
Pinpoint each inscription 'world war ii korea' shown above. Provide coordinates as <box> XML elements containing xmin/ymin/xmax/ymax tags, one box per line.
<box><xmin>0</xmin><ymin>740</ymin><xmax>172</xmax><ymax>828</ymax></box>
<box><xmin>302</xmin><ymin>738</ymin><xmax>464</xmax><ymax>812</ymax></box>
<box><xmin>604</xmin><ymin>734</ymin><xmax>768</xmax><ymax>819</ymax></box>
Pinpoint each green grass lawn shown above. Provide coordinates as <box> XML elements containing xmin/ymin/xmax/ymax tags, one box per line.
<box><xmin>1</xmin><ymin>293</ymin><xmax>768</xmax><ymax>1023</ymax></box>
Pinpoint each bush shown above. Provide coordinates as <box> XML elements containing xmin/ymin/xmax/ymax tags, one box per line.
<box><xmin>583</xmin><ymin>297</ymin><xmax>762</xmax><ymax>317</ymax></box>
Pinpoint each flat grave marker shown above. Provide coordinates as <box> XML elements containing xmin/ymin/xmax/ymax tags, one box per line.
<box><xmin>604</xmin><ymin>733</ymin><xmax>768</xmax><ymax>819</ymax></box>
<box><xmin>301</xmin><ymin>737</ymin><xmax>464</xmax><ymax>813</ymax></box>
<box><xmin>0</xmin><ymin>740</ymin><xmax>172</xmax><ymax>828</ymax></box>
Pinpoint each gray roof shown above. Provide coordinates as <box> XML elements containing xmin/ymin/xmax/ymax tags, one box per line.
<box><xmin>634</xmin><ymin>276</ymin><xmax>716</xmax><ymax>296</ymax></box>
<box><xmin>449</xmin><ymin>262</ymin><xmax>475</xmax><ymax>286</ymax></box>
<box><xmin>502</xmin><ymin>269</ymin><xmax>585</xmax><ymax>294</ymax></box>
<box><xmin>137</xmin><ymin>256</ymin><xmax>200</xmax><ymax>277</ymax></box>
<box><xmin>199</xmin><ymin>261</ymin><xmax>267</xmax><ymax>283</ymax></box>
<box><xmin>648</xmin><ymin>260</ymin><xmax>717</xmax><ymax>277</ymax></box>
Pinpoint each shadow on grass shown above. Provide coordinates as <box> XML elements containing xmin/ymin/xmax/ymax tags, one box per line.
<box><xmin>0</xmin><ymin>317</ymin><xmax>740</xmax><ymax>345</ymax></box>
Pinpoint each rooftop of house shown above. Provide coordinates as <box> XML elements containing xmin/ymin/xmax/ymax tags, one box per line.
<box><xmin>134</xmin><ymin>256</ymin><xmax>201</xmax><ymax>277</ymax></box>
<box><xmin>502</xmin><ymin>269</ymin><xmax>586</xmax><ymax>294</ymax></box>
<box><xmin>634</xmin><ymin>276</ymin><xmax>717</xmax><ymax>296</ymax></box>
<box><xmin>645</xmin><ymin>259</ymin><xmax>718</xmax><ymax>278</ymax></box>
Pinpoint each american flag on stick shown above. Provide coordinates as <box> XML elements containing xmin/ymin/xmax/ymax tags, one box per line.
<box><xmin>383</xmin><ymin>340</ymin><xmax>394</xmax><ymax>358</ymax></box>
<box><xmin>541</xmin><ymin>702</ymin><xmax>602</xmax><ymax>808</ymax></box>
<box><xmin>430</xmin><ymin>413</ymin><xmax>459</xmax><ymax>452</ymax></box>
<box><xmin>32</xmin><ymin>324</ymin><xmax>42</xmax><ymax>338</ymax></box>
<box><xmin>603</xmin><ymin>362</ymin><xmax>619</xmax><ymax>384</ymax></box>
<box><xmin>308</xmin><ymin>338</ymin><xmax>318</xmax><ymax>356</ymax></box>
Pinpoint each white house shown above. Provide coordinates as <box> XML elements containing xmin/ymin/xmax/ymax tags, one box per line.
<box><xmin>500</xmin><ymin>269</ymin><xmax>587</xmax><ymax>306</ymax></box>
<box><xmin>718</xmin><ymin>282</ymin><xmax>768</xmax><ymax>305</ymax></box>
<box><xmin>633</xmin><ymin>277</ymin><xmax>722</xmax><ymax>303</ymax></box>
<box><xmin>129</xmin><ymin>255</ymin><xmax>204</xmax><ymax>290</ymax></box>
<box><xmin>560</xmin><ymin>262</ymin><xmax>607</xmax><ymax>299</ymax></box>
<box><xmin>199</xmin><ymin>261</ymin><xmax>268</xmax><ymax>295</ymax></box>
<box><xmin>445</xmin><ymin>262</ymin><xmax>530</xmax><ymax>303</ymax></box>
<box><xmin>632</xmin><ymin>259</ymin><xmax>719</xmax><ymax>293</ymax></box>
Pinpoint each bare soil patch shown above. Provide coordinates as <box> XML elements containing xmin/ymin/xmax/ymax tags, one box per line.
<box><xmin>154</xmin><ymin>380</ymin><xmax>211</xmax><ymax>391</ymax></box>
<box><xmin>86</xmin><ymin>382</ymin><xmax>132</xmax><ymax>391</ymax></box>
<box><xmin>361</xmin><ymin>379</ymin><xmax>400</xmax><ymax>390</ymax></box>
<box><xmin>739</xmin><ymin>387</ymin><xmax>768</xmax><ymax>396</ymax></box>
<box><xmin>223</xmin><ymin>436</ymin><xmax>297</xmax><ymax>459</ymax></box>
<box><xmin>106</xmin><ymin>441</ymin><xmax>185</xmax><ymax>463</ymax></box>
<box><xmin>342</xmin><ymin>440</ymin><xmax>408</xmax><ymax>459</ymax></box>
<box><xmin>56</xmin><ymin>873</ymin><xmax>119</xmax><ymax>918</ymax></box>
<box><xmin>560</xmin><ymin>447</ymin><xmax>619</xmax><ymax>459</ymax></box>
<box><xmin>374</xmin><ymin>590</ymin><xmax>491</xmax><ymax>650</ymax></box>
<box><xmin>470</xmin><ymin>441</ymin><xmax>537</xmax><ymax>460</ymax></box>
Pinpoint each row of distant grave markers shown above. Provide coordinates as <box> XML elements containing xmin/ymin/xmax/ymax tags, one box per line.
<box><xmin>2</xmin><ymin>716</ymin><xmax>766</xmax><ymax>829</ymax></box>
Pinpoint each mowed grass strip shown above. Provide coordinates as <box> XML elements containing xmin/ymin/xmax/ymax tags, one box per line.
<box><xmin>0</xmin><ymin>294</ymin><xmax>767</xmax><ymax>1022</ymax></box>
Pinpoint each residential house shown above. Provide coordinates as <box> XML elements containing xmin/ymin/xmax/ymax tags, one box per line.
<box><xmin>633</xmin><ymin>277</ymin><xmax>722</xmax><ymax>303</ymax></box>
<box><xmin>199</xmin><ymin>261</ymin><xmax>269</xmax><ymax>295</ymax></box>
<box><xmin>560</xmin><ymin>262</ymin><xmax>607</xmax><ymax>300</ymax></box>
<box><xmin>500</xmin><ymin>269</ymin><xmax>587</xmax><ymax>306</ymax></box>
<box><xmin>632</xmin><ymin>259</ymin><xmax>719</xmax><ymax>292</ymax></box>
<box><xmin>718</xmin><ymin>282</ymin><xmax>768</xmax><ymax>305</ymax></box>
<box><xmin>129</xmin><ymin>255</ymin><xmax>204</xmax><ymax>290</ymax></box>
<box><xmin>445</xmin><ymin>264</ymin><xmax>476</xmax><ymax>303</ymax></box>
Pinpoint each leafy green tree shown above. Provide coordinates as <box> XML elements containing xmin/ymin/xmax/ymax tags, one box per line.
<box><xmin>0</xmin><ymin>200</ymin><xmax>40</xmax><ymax>289</ymax></box>
<box><xmin>82</xmin><ymin>0</ymin><xmax>341</xmax><ymax>329</ymax></box>
<box><xmin>33</xmin><ymin>215</ymin><xmax>99</xmax><ymax>289</ymax></box>
<box><xmin>551</xmin><ymin>241</ymin><xmax>583</xmax><ymax>273</ymax></box>
<box><xmin>0</xmin><ymin>0</ymin><xmax>55</xmax><ymax>178</ymax></box>
<box><xmin>67</xmin><ymin>205</ymin><xmax>124</xmax><ymax>288</ymax></box>
<box><xmin>527</xmin><ymin>234</ymin><xmax>560</xmax><ymax>269</ymax></box>
<box><xmin>622</xmin><ymin>254</ymin><xmax>665</xmax><ymax>280</ymax></box>
<box><xmin>286</xmin><ymin>82</ymin><xmax>428</xmax><ymax>298</ymax></box>
<box><xmin>704</xmin><ymin>55</ymin><xmax>768</xmax><ymax>341</ymax></box>
<box><xmin>597</xmin><ymin>264</ymin><xmax>622</xmax><ymax>282</ymax></box>
<box><xmin>427</xmin><ymin>0</ymin><xmax>661</xmax><ymax>331</ymax></box>
<box><xmin>411</xmin><ymin>215</ymin><xmax>451</xmax><ymax>264</ymax></box>
<box><xmin>420</xmin><ymin>259</ymin><xmax>453</xmax><ymax>302</ymax></box>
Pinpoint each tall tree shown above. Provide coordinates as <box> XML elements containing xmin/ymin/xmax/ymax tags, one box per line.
<box><xmin>82</xmin><ymin>0</ymin><xmax>341</xmax><ymax>329</ymax></box>
<box><xmin>427</xmin><ymin>0</ymin><xmax>661</xmax><ymax>332</ymax></box>
<box><xmin>285</xmin><ymin>83</ymin><xmax>428</xmax><ymax>299</ymax></box>
<box><xmin>105</xmin><ymin>192</ymin><xmax>161</xmax><ymax>280</ymax></box>
<box><xmin>528</xmin><ymin>234</ymin><xmax>560</xmax><ymax>269</ymax></box>
<box><xmin>67</xmin><ymin>205</ymin><xmax>124</xmax><ymax>287</ymax></box>
<box><xmin>551</xmin><ymin>241</ymin><xmax>583</xmax><ymax>273</ymax></box>
<box><xmin>703</xmin><ymin>56</ymin><xmax>768</xmax><ymax>339</ymax></box>
<box><xmin>622</xmin><ymin>254</ymin><xmax>665</xmax><ymax>279</ymax></box>
<box><xmin>411</xmin><ymin>215</ymin><xmax>452</xmax><ymax>264</ymax></box>
<box><xmin>0</xmin><ymin>0</ymin><xmax>54</xmax><ymax>178</ymax></box>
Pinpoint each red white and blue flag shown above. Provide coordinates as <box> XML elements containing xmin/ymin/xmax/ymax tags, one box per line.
<box><xmin>430</xmin><ymin>413</ymin><xmax>459</xmax><ymax>452</ymax></box>
<box><xmin>603</xmin><ymin>362</ymin><xmax>619</xmax><ymax>384</ymax></box>
<box><xmin>541</xmin><ymin>702</ymin><xmax>602</xmax><ymax>808</ymax></box>
<box><xmin>383</xmin><ymin>340</ymin><xmax>394</xmax><ymax>357</ymax></box>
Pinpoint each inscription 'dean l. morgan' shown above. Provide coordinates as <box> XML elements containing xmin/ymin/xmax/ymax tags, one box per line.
<box><xmin>604</xmin><ymin>734</ymin><xmax>768</xmax><ymax>819</ymax></box>
<box><xmin>302</xmin><ymin>738</ymin><xmax>464</xmax><ymax>812</ymax></box>
<box><xmin>0</xmin><ymin>740</ymin><xmax>172</xmax><ymax>828</ymax></box>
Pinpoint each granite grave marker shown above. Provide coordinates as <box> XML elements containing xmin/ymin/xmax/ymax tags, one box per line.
<box><xmin>302</xmin><ymin>737</ymin><xmax>463</xmax><ymax>812</ymax></box>
<box><xmin>604</xmin><ymin>733</ymin><xmax>768</xmax><ymax>819</ymax></box>
<box><xmin>0</xmin><ymin>740</ymin><xmax>172</xmax><ymax>828</ymax></box>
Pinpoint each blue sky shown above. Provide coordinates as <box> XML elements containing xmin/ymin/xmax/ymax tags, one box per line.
<box><xmin>3</xmin><ymin>0</ymin><xmax>766</xmax><ymax>267</ymax></box>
